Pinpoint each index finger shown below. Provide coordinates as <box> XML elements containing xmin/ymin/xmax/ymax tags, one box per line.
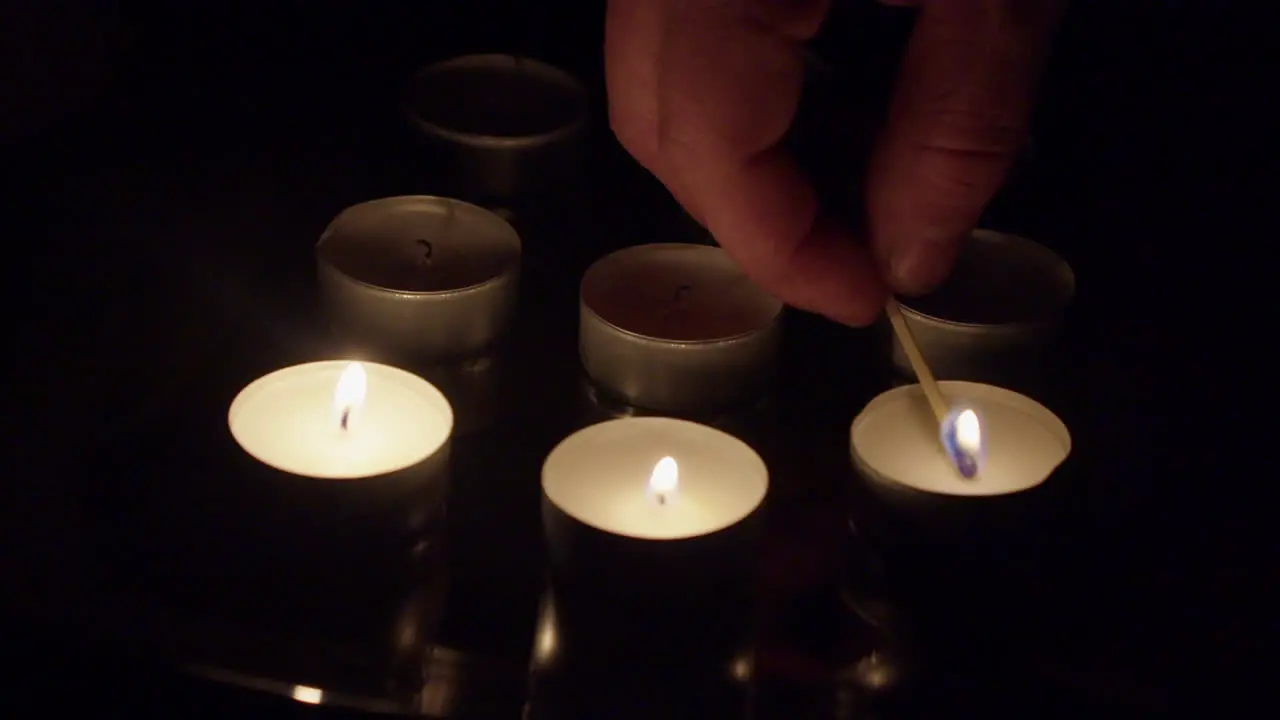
<box><xmin>656</xmin><ymin>2</ymin><xmax>887</xmax><ymax>327</ymax></box>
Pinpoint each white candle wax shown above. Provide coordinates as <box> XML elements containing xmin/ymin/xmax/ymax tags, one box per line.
<box><xmin>851</xmin><ymin>381</ymin><xmax>1070</xmax><ymax>497</ymax></box>
<box><xmin>542</xmin><ymin>417</ymin><xmax>768</xmax><ymax>540</ymax></box>
<box><xmin>229</xmin><ymin>361</ymin><xmax>454</xmax><ymax>479</ymax></box>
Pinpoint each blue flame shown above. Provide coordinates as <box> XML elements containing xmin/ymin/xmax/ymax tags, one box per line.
<box><xmin>940</xmin><ymin>406</ymin><xmax>983</xmax><ymax>480</ymax></box>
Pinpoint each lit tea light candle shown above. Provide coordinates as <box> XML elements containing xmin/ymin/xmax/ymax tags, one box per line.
<box><xmin>851</xmin><ymin>381</ymin><xmax>1069</xmax><ymax>497</ymax></box>
<box><xmin>540</xmin><ymin>417</ymin><xmax>767</xmax><ymax>681</ymax></box>
<box><xmin>542</xmin><ymin>417</ymin><xmax>768</xmax><ymax>540</ymax></box>
<box><xmin>229</xmin><ymin>360</ymin><xmax>453</xmax><ymax>479</ymax></box>
<box><xmin>579</xmin><ymin>243</ymin><xmax>783</xmax><ymax>414</ymax></box>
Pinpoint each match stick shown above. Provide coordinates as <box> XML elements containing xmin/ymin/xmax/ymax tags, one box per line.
<box><xmin>884</xmin><ymin>297</ymin><xmax>950</xmax><ymax>423</ymax></box>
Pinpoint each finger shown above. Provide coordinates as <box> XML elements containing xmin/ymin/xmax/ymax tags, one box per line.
<box><xmin>866</xmin><ymin>0</ymin><xmax>1066</xmax><ymax>294</ymax></box>
<box><xmin>604</xmin><ymin>0</ymin><xmax>663</xmax><ymax>169</ymax></box>
<box><xmin>605</xmin><ymin>0</ymin><xmax>709</xmax><ymax>225</ymax></box>
<box><xmin>658</xmin><ymin>1</ymin><xmax>887</xmax><ymax>326</ymax></box>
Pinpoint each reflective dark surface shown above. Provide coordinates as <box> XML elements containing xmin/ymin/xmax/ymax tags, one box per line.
<box><xmin>3</xmin><ymin>0</ymin><xmax>1261</xmax><ymax>717</ymax></box>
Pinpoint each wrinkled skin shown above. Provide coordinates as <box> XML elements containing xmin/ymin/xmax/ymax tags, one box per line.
<box><xmin>605</xmin><ymin>0</ymin><xmax>1066</xmax><ymax>326</ymax></box>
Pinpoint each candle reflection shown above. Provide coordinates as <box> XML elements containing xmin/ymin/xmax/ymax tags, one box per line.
<box><xmin>532</xmin><ymin>595</ymin><xmax>560</xmax><ymax>668</ymax></box>
<box><xmin>291</xmin><ymin>685</ymin><xmax>323</xmax><ymax>704</ymax></box>
<box><xmin>526</xmin><ymin>589</ymin><xmax>754</xmax><ymax>718</ymax></box>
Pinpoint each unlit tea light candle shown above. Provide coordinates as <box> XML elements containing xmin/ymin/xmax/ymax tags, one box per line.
<box><xmin>889</xmin><ymin>230</ymin><xmax>1074</xmax><ymax>382</ymax></box>
<box><xmin>542</xmin><ymin>417</ymin><xmax>768</xmax><ymax>540</ymax></box>
<box><xmin>404</xmin><ymin>54</ymin><xmax>589</xmax><ymax>202</ymax></box>
<box><xmin>851</xmin><ymin>381</ymin><xmax>1069</xmax><ymax>496</ymax></box>
<box><xmin>317</xmin><ymin>196</ymin><xmax>521</xmax><ymax>359</ymax></box>
<box><xmin>579</xmin><ymin>243</ymin><xmax>782</xmax><ymax>414</ymax></box>
<box><xmin>229</xmin><ymin>360</ymin><xmax>453</xmax><ymax>479</ymax></box>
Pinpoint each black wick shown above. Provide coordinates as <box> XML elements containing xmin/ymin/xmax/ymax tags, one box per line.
<box><xmin>340</xmin><ymin>407</ymin><xmax>350</xmax><ymax>431</ymax></box>
<box><xmin>673</xmin><ymin>284</ymin><xmax>692</xmax><ymax>303</ymax></box>
<box><xmin>656</xmin><ymin>494</ymin><xmax>666</xmax><ymax>506</ymax></box>
<box><xmin>416</xmin><ymin>239</ymin><xmax>433</xmax><ymax>265</ymax></box>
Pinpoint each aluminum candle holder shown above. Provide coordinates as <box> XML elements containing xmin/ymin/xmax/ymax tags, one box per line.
<box><xmin>579</xmin><ymin>243</ymin><xmax>783</xmax><ymax>415</ymax></box>
<box><xmin>886</xmin><ymin>229</ymin><xmax>1075</xmax><ymax>385</ymax></box>
<box><xmin>316</xmin><ymin>196</ymin><xmax>522</xmax><ymax>360</ymax></box>
<box><xmin>403</xmin><ymin>54</ymin><xmax>588</xmax><ymax>204</ymax></box>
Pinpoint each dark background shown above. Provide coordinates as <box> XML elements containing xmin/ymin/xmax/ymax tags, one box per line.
<box><xmin>0</xmin><ymin>0</ymin><xmax>1270</xmax><ymax>716</ymax></box>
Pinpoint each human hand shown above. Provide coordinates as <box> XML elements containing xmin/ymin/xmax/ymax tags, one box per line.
<box><xmin>605</xmin><ymin>0</ymin><xmax>1066</xmax><ymax>326</ymax></box>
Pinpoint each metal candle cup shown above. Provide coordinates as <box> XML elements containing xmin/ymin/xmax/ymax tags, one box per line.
<box><xmin>579</xmin><ymin>243</ymin><xmax>783</xmax><ymax>414</ymax></box>
<box><xmin>888</xmin><ymin>230</ymin><xmax>1075</xmax><ymax>384</ymax></box>
<box><xmin>540</xmin><ymin>417</ymin><xmax>769</xmax><ymax>672</ymax></box>
<box><xmin>316</xmin><ymin>196</ymin><xmax>521</xmax><ymax>360</ymax></box>
<box><xmin>403</xmin><ymin>54</ymin><xmax>588</xmax><ymax>203</ymax></box>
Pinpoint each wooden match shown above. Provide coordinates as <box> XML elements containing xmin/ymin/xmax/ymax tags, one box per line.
<box><xmin>884</xmin><ymin>297</ymin><xmax>950</xmax><ymax>424</ymax></box>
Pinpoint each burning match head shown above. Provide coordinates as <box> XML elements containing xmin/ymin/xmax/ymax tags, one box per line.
<box><xmin>940</xmin><ymin>406</ymin><xmax>984</xmax><ymax>480</ymax></box>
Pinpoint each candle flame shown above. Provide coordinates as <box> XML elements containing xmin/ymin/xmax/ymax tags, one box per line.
<box><xmin>941</xmin><ymin>406</ymin><xmax>984</xmax><ymax>479</ymax></box>
<box><xmin>954</xmin><ymin>408</ymin><xmax>981</xmax><ymax>456</ymax></box>
<box><xmin>334</xmin><ymin>362</ymin><xmax>367</xmax><ymax>430</ymax></box>
<box><xmin>649</xmin><ymin>456</ymin><xmax>678</xmax><ymax>505</ymax></box>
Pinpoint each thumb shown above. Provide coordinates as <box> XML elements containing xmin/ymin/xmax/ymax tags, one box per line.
<box><xmin>866</xmin><ymin>0</ymin><xmax>1065</xmax><ymax>294</ymax></box>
